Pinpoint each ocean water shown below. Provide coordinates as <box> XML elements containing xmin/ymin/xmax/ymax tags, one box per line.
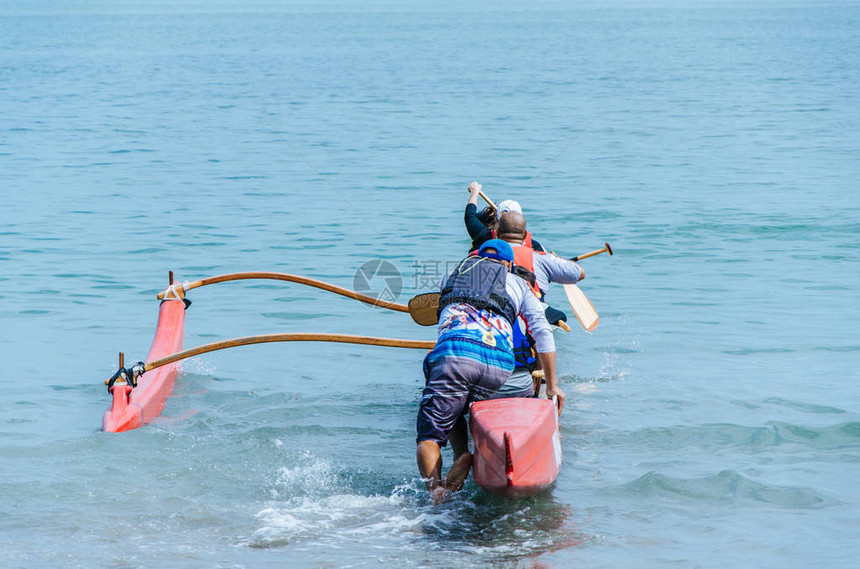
<box><xmin>1</xmin><ymin>1</ymin><xmax>859</xmax><ymax>567</ymax></box>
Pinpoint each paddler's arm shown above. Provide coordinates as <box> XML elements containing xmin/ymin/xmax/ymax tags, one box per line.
<box><xmin>513</xmin><ymin>275</ymin><xmax>566</xmax><ymax>414</ymax></box>
<box><xmin>465</xmin><ymin>181</ymin><xmax>492</xmax><ymax>245</ymax></box>
<box><xmin>536</xmin><ymin>252</ymin><xmax>585</xmax><ymax>287</ymax></box>
<box><xmin>536</xmin><ymin>351</ymin><xmax>565</xmax><ymax>415</ymax></box>
<box><xmin>467</xmin><ymin>181</ymin><xmax>481</xmax><ymax>206</ymax></box>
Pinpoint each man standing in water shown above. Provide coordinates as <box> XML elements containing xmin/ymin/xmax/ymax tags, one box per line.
<box><xmin>416</xmin><ymin>239</ymin><xmax>565</xmax><ymax>502</ymax></box>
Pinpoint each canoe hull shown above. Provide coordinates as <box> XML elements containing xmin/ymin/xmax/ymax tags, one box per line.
<box><xmin>470</xmin><ymin>397</ymin><xmax>562</xmax><ymax>498</ymax></box>
<box><xmin>102</xmin><ymin>299</ymin><xmax>186</xmax><ymax>433</ymax></box>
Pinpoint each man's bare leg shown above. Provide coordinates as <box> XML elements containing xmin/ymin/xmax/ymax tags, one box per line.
<box><xmin>449</xmin><ymin>415</ymin><xmax>469</xmax><ymax>459</ymax></box>
<box><xmin>445</xmin><ymin>452</ymin><xmax>472</xmax><ymax>491</ymax></box>
<box><xmin>416</xmin><ymin>440</ymin><xmax>443</xmax><ymax>489</ymax></box>
<box><xmin>417</xmin><ymin>440</ymin><xmax>452</xmax><ymax>503</ymax></box>
<box><xmin>445</xmin><ymin>416</ymin><xmax>473</xmax><ymax>491</ymax></box>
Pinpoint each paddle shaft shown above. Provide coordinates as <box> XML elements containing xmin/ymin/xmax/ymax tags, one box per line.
<box><xmin>466</xmin><ymin>186</ymin><xmax>498</xmax><ymax>210</ymax></box>
<box><xmin>140</xmin><ymin>333</ymin><xmax>436</xmax><ymax>374</ymax></box>
<box><xmin>157</xmin><ymin>272</ymin><xmax>409</xmax><ymax>313</ymax></box>
<box><xmin>477</xmin><ymin>189</ymin><xmax>497</xmax><ymax>210</ymax></box>
<box><xmin>570</xmin><ymin>242</ymin><xmax>613</xmax><ymax>262</ymax></box>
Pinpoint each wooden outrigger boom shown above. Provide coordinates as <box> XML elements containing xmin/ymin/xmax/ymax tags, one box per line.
<box><xmin>103</xmin><ymin>273</ymin><xmax>434</xmax><ymax>433</ymax></box>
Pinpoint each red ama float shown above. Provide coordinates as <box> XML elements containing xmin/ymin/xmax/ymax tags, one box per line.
<box><xmin>101</xmin><ymin>296</ymin><xmax>186</xmax><ymax>433</ymax></box>
<box><xmin>470</xmin><ymin>396</ymin><xmax>562</xmax><ymax>498</ymax></box>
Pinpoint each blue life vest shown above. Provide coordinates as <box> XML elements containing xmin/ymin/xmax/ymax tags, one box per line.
<box><xmin>511</xmin><ymin>316</ymin><xmax>537</xmax><ymax>371</ymax></box>
<box><xmin>438</xmin><ymin>256</ymin><xmax>517</xmax><ymax>325</ymax></box>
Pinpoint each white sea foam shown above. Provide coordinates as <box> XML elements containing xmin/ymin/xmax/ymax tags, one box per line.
<box><xmin>245</xmin><ymin>455</ymin><xmax>459</xmax><ymax>550</ymax></box>
<box><xmin>181</xmin><ymin>357</ymin><xmax>217</xmax><ymax>376</ymax></box>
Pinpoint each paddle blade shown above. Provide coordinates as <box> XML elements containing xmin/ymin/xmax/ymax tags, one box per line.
<box><xmin>562</xmin><ymin>284</ymin><xmax>598</xmax><ymax>332</ymax></box>
<box><xmin>408</xmin><ymin>292</ymin><xmax>440</xmax><ymax>326</ymax></box>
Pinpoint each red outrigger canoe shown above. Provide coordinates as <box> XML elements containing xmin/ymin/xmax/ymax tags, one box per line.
<box><xmin>100</xmin><ymin>274</ymin><xmax>564</xmax><ymax>499</ymax></box>
<box><xmin>470</xmin><ymin>396</ymin><xmax>562</xmax><ymax>498</ymax></box>
<box><xmin>102</xmin><ymin>297</ymin><xmax>186</xmax><ymax>433</ymax></box>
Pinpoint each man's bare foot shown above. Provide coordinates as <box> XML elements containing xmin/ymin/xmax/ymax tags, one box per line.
<box><xmin>445</xmin><ymin>452</ymin><xmax>473</xmax><ymax>492</ymax></box>
<box><xmin>430</xmin><ymin>485</ymin><xmax>451</xmax><ymax>505</ymax></box>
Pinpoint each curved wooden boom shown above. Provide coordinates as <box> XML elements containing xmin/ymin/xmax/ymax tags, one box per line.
<box><xmin>140</xmin><ymin>333</ymin><xmax>436</xmax><ymax>374</ymax></box>
<box><xmin>157</xmin><ymin>271</ymin><xmax>410</xmax><ymax>313</ymax></box>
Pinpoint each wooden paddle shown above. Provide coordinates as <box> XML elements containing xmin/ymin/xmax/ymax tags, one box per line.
<box><xmin>558</xmin><ymin>244</ymin><xmax>610</xmax><ymax>333</ymax></box>
<box><xmin>570</xmin><ymin>242</ymin><xmax>613</xmax><ymax>262</ymax></box>
<box><xmin>107</xmin><ymin>333</ymin><xmax>437</xmax><ymax>386</ymax></box>
<box><xmin>408</xmin><ymin>292</ymin><xmax>441</xmax><ymax>326</ymax></box>
<box><xmin>561</xmin><ymin>284</ymin><xmax>598</xmax><ymax>332</ymax></box>
<box><xmin>476</xmin><ymin>189</ymin><xmax>497</xmax><ymax>209</ymax></box>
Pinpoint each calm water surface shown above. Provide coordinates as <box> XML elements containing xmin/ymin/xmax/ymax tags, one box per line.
<box><xmin>1</xmin><ymin>1</ymin><xmax>858</xmax><ymax>567</ymax></box>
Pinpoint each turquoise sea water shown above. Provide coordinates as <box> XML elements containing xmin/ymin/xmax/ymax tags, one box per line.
<box><xmin>2</xmin><ymin>1</ymin><xmax>859</xmax><ymax>567</ymax></box>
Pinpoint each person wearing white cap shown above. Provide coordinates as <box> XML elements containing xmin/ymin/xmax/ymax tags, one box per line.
<box><xmin>495</xmin><ymin>199</ymin><xmax>522</xmax><ymax>219</ymax></box>
<box><xmin>464</xmin><ymin>181</ymin><xmax>546</xmax><ymax>253</ymax></box>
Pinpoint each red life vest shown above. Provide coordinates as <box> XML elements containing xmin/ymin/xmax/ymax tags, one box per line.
<box><xmin>511</xmin><ymin>244</ymin><xmax>542</xmax><ymax>298</ymax></box>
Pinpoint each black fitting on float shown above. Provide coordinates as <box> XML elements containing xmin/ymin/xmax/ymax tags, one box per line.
<box><xmin>105</xmin><ymin>368</ymin><xmax>127</xmax><ymax>393</ymax></box>
<box><xmin>105</xmin><ymin>361</ymin><xmax>146</xmax><ymax>393</ymax></box>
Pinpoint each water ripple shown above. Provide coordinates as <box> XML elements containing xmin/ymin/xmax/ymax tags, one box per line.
<box><xmin>615</xmin><ymin>470</ymin><xmax>834</xmax><ymax>509</ymax></box>
<box><xmin>605</xmin><ymin>421</ymin><xmax>860</xmax><ymax>454</ymax></box>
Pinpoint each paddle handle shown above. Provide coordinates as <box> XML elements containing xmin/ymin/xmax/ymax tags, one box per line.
<box><xmin>466</xmin><ymin>185</ymin><xmax>498</xmax><ymax>210</ymax></box>
<box><xmin>570</xmin><ymin>242</ymin><xmax>613</xmax><ymax>262</ymax></box>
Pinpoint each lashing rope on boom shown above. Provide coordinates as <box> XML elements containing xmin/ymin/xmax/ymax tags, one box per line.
<box><xmin>105</xmin><ymin>361</ymin><xmax>145</xmax><ymax>393</ymax></box>
<box><xmin>161</xmin><ymin>282</ymin><xmax>192</xmax><ymax>308</ymax></box>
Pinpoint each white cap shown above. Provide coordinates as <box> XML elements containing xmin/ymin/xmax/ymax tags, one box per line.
<box><xmin>496</xmin><ymin>199</ymin><xmax>522</xmax><ymax>220</ymax></box>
